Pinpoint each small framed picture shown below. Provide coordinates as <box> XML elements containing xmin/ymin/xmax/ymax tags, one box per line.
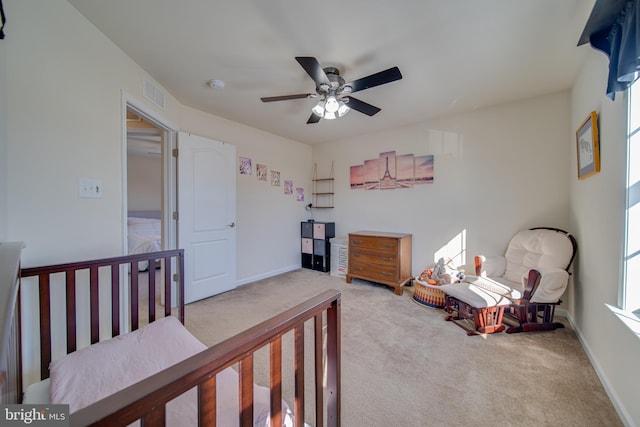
<box><xmin>239</xmin><ymin>156</ymin><xmax>252</xmax><ymax>175</ymax></box>
<box><xmin>576</xmin><ymin>111</ymin><xmax>600</xmax><ymax>180</ymax></box>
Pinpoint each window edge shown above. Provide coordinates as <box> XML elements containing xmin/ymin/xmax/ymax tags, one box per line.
<box><xmin>606</xmin><ymin>303</ymin><xmax>640</xmax><ymax>338</ymax></box>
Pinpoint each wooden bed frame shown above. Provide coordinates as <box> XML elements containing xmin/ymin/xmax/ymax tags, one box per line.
<box><xmin>0</xmin><ymin>246</ymin><xmax>341</xmax><ymax>427</ymax></box>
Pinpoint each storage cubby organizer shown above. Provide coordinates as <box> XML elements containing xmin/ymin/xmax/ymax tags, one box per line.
<box><xmin>301</xmin><ymin>221</ymin><xmax>335</xmax><ymax>272</ymax></box>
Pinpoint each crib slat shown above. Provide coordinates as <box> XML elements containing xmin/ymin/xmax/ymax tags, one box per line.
<box><xmin>90</xmin><ymin>266</ymin><xmax>99</xmax><ymax>344</ymax></box>
<box><xmin>239</xmin><ymin>355</ymin><xmax>254</xmax><ymax>427</ymax></box>
<box><xmin>38</xmin><ymin>274</ymin><xmax>51</xmax><ymax>380</ymax></box>
<box><xmin>66</xmin><ymin>271</ymin><xmax>77</xmax><ymax>354</ymax></box>
<box><xmin>198</xmin><ymin>375</ymin><xmax>217</xmax><ymax>426</ymax></box>
<box><xmin>111</xmin><ymin>263</ymin><xmax>119</xmax><ymax>337</ymax></box>
<box><xmin>130</xmin><ymin>263</ymin><xmax>139</xmax><ymax>331</ymax></box>
<box><xmin>326</xmin><ymin>297</ymin><xmax>341</xmax><ymax>427</ymax></box>
<box><xmin>314</xmin><ymin>313</ymin><xmax>324</xmax><ymax>427</ymax></box>
<box><xmin>148</xmin><ymin>260</ymin><xmax>156</xmax><ymax>323</ymax></box>
<box><xmin>141</xmin><ymin>405</ymin><xmax>165</xmax><ymax>427</ymax></box>
<box><xmin>270</xmin><ymin>337</ymin><xmax>282</xmax><ymax>427</ymax></box>
<box><xmin>294</xmin><ymin>324</ymin><xmax>305</xmax><ymax>427</ymax></box>
<box><xmin>164</xmin><ymin>257</ymin><xmax>171</xmax><ymax>317</ymax></box>
<box><xmin>178</xmin><ymin>253</ymin><xmax>185</xmax><ymax>325</ymax></box>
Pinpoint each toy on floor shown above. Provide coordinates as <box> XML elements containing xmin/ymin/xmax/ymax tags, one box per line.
<box><xmin>416</xmin><ymin>258</ymin><xmax>464</xmax><ymax>286</ymax></box>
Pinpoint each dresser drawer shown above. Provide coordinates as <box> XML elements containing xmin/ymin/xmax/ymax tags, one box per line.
<box><xmin>349</xmin><ymin>261</ymin><xmax>398</xmax><ymax>282</ymax></box>
<box><xmin>349</xmin><ymin>248</ymin><xmax>397</xmax><ymax>267</ymax></box>
<box><xmin>348</xmin><ymin>235</ymin><xmax>398</xmax><ymax>253</ymax></box>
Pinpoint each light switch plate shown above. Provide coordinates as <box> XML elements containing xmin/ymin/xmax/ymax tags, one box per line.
<box><xmin>79</xmin><ymin>178</ymin><xmax>103</xmax><ymax>198</ymax></box>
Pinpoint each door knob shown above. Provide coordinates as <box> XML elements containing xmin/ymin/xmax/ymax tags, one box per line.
<box><xmin>228</xmin><ymin>222</ymin><xmax>236</xmax><ymax>228</ymax></box>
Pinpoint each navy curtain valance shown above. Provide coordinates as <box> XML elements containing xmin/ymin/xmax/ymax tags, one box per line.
<box><xmin>0</xmin><ymin>0</ymin><xmax>5</xmax><ymax>39</ymax></box>
<box><xmin>580</xmin><ymin>0</ymin><xmax>640</xmax><ymax>99</ymax></box>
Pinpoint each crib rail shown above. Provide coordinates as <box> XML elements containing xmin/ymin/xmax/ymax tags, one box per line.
<box><xmin>20</xmin><ymin>249</ymin><xmax>185</xmax><ymax>381</ymax></box>
<box><xmin>0</xmin><ymin>242</ymin><xmax>24</xmax><ymax>405</ymax></box>
<box><xmin>70</xmin><ymin>289</ymin><xmax>342</xmax><ymax>427</ymax></box>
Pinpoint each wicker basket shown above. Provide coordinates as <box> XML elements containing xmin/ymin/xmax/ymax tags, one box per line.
<box><xmin>413</xmin><ymin>278</ymin><xmax>446</xmax><ymax>309</ymax></box>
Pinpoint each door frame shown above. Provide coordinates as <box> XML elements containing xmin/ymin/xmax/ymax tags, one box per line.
<box><xmin>121</xmin><ymin>91</ymin><xmax>178</xmax><ymax>328</ymax></box>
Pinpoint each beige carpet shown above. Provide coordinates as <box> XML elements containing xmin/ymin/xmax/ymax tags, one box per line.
<box><xmin>149</xmin><ymin>269</ymin><xmax>622</xmax><ymax>427</ymax></box>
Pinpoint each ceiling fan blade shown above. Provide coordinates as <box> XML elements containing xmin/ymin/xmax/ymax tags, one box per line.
<box><xmin>307</xmin><ymin>113</ymin><xmax>321</xmax><ymax>124</ymax></box>
<box><xmin>261</xmin><ymin>93</ymin><xmax>314</xmax><ymax>102</ymax></box>
<box><xmin>344</xmin><ymin>66</ymin><xmax>402</xmax><ymax>93</ymax></box>
<box><xmin>344</xmin><ymin>96</ymin><xmax>381</xmax><ymax>116</ymax></box>
<box><xmin>296</xmin><ymin>57</ymin><xmax>330</xmax><ymax>87</ymax></box>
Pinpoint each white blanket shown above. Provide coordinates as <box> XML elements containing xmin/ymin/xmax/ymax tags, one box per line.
<box><xmin>127</xmin><ymin>217</ymin><xmax>162</xmax><ymax>255</ymax></box>
<box><xmin>49</xmin><ymin>316</ymin><xmax>293</xmax><ymax>426</ymax></box>
<box><xmin>127</xmin><ymin>216</ymin><xmax>162</xmax><ymax>271</ymax></box>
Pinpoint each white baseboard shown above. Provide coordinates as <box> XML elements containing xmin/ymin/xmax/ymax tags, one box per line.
<box><xmin>562</xmin><ymin>311</ymin><xmax>635</xmax><ymax>427</ymax></box>
<box><xmin>235</xmin><ymin>264</ymin><xmax>300</xmax><ymax>287</ymax></box>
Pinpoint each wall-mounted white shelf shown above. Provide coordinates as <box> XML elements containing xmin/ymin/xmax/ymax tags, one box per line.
<box><xmin>312</xmin><ymin>162</ymin><xmax>334</xmax><ymax>208</ymax></box>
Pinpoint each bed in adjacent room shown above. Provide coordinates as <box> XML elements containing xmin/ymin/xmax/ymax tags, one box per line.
<box><xmin>127</xmin><ymin>211</ymin><xmax>162</xmax><ymax>271</ymax></box>
<box><xmin>128</xmin><ymin>211</ymin><xmax>162</xmax><ymax>254</ymax></box>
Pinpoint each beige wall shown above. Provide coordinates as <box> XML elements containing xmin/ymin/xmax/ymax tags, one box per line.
<box><xmin>313</xmin><ymin>91</ymin><xmax>571</xmax><ymax>274</ymax></box>
<box><xmin>127</xmin><ymin>154</ymin><xmax>162</xmax><ymax>212</ymax></box>
<box><xmin>570</xmin><ymin>50</ymin><xmax>640</xmax><ymax>426</ymax></box>
<box><xmin>6</xmin><ymin>0</ymin><xmax>161</xmax><ymax>264</ymax></box>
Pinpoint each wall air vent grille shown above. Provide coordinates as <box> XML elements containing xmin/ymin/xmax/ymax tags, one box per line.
<box><xmin>143</xmin><ymin>75</ymin><xmax>166</xmax><ymax>110</ymax></box>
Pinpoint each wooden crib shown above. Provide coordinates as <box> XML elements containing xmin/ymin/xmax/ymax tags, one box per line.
<box><xmin>0</xmin><ymin>243</ymin><xmax>341</xmax><ymax>426</ymax></box>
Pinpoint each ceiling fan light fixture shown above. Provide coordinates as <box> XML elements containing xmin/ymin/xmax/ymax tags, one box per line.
<box><xmin>323</xmin><ymin>111</ymin><xmax>337</xmax><ymax>120</ymax></box>
<box><xmin>312</xmin><ymin>101</ymin><xmax>325</xmax><ymax>116</ymax></box>
<box><xmin>311</xmin><ymin>96</ymin><xmax>349</xmax><ymax>119</ymax></box>
<box><xmin>337</xmin><ymin>101</ymin><xmax>350</xmax><ymax>117</ymax></box>
<box><xmin>324</xmin><ymin>95</ymin><xmax>339</xmax><ymax>113</ymax></box>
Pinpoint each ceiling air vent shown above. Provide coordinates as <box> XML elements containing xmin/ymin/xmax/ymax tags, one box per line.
<box><xmin>143</xmin><ymin>75</ymin><xmax>166</xmax><ymax>110</ymax></box>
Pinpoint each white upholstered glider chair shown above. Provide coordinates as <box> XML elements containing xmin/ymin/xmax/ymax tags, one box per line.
<box><xmin>440</xmin><ymin>227</ymin><xmax>577</xmax><ymax>335</ymax></box>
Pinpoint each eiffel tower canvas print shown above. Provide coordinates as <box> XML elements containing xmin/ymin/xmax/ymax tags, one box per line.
<box><xmin>379</xmin><ymin>151</ymin><xmax>397</xmax><ymax>189</ymax></box>
<box><xmin>350</xmin><ymin>150</ymin><xmax>434</xmax><ymax>190</ymax></box>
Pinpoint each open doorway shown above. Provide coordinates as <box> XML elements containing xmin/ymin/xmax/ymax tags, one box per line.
<box><xmin>123</xmin><ymin>100</ymin><xmax>178</xmax><ymax>315</ymax></box>
<box><xmin>124</xmin><ymin>103</ymin><xmax>177</xmax><ymax>256</ymax></box>
<box><xmin>126</xmin><ymin>110</ymin><xmax>163</xmax><ymax>259</ymax></box>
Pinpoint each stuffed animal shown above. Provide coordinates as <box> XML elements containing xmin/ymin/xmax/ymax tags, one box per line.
<box><xmin>418</xmin><ymin>269</ymin><xmax>437</xmax><ymax>285</ymax></box>
<box><xmin>431</xmin><ymin>257</ymin><xmax>464</xmax><ymax>285</ymax></box>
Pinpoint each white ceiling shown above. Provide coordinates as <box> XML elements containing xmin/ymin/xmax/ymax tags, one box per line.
<box><xmin>68</xmin><ymin>0</ymin><xmax>595</xmax><ymax>145</ymax></box>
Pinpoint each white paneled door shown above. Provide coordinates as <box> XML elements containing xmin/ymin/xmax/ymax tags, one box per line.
<box><xmin>177</xmin><ymin>132</ymin><xmax>236</xmax><ymax>304</ymax></box>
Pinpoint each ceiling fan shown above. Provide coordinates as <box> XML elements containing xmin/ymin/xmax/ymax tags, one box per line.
<box><xmin>261</xmin><ymin>57</ymin><xmax>402</xmax><ymax>124</ymax></box>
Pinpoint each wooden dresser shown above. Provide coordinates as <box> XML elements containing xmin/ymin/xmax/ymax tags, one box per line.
<box><xmin>346</xmin><ymin>231</ymin><xmax>412</xmax><ymax>295</ymax></box>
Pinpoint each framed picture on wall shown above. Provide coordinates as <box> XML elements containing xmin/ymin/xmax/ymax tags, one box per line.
<box><xmin>576</xmin><ymin>111</ymin><xmax>600</xmax><ymax>180</ymax></box>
